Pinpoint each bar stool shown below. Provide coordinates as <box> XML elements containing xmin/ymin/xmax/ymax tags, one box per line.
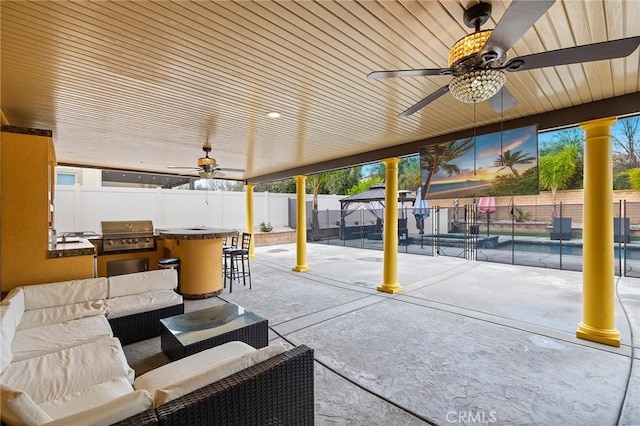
<box><xmin>222</xmin><ymin>234</ymin><xmax>238</xmax><ymax>288</ymax></box>
<box><xmin>223</xmin><ymin>233</ymin><xmax>252</xmax><ymax>293</ymax></box>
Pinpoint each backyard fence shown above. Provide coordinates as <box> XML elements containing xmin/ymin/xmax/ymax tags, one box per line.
<box><xmin>308</xmin><ymin>201</ymin><xmax>640</xmax><ymax>279</ymax></box>
<box><xmin>55</xmin><ymin>185</ymin><xmax>640</xmax><ymax>278</ymax></box>
<box><xmin>54</xmin><ymin>185</ymin><xmax>343</xmax><ymax>234</ymax></box>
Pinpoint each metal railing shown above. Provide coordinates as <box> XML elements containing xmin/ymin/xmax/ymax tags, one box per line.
<box><xmin>309</xmin><ymin>201</ymin><xmax>640</xmax><ymax>278</ymax></box>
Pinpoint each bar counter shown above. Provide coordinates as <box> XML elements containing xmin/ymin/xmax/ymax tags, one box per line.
<box><xmin>47</xmin><ymin>239</ymin><xmax>96</xmax><ymax>258</ymax></box>
<box><xmin>155</xmin><ymin>228</ymin><xmax>237</xmax><ymax>299</ymax></box>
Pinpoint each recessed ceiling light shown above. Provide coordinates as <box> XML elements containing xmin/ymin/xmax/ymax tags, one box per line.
<box><xmin>267</xmin><ymin>111</ymin><xmax>281</xmax><ymax>119</ymax></box>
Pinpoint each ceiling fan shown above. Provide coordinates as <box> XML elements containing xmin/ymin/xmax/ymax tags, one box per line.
<box><xmin>168</xmin><ymin>144</ymin><xmax>245</xmax><ymax>179</ymax></box>
<box><xmin>368</xmin><ymin>0</ymin><xmax>640</xmax><ymax>117</ymax></box>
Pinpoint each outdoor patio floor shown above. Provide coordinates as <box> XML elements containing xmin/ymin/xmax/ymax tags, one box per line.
<box><xmin>123</xmin><ymin>242</ymin><xmax>640</xmax><ymax>425</ymax></box>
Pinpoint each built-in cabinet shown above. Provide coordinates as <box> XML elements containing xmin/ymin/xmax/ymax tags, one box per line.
<box><xmin>0</xmin><ymin>126</ymin><xmax>94</xmax><ymax>292</ymax></box>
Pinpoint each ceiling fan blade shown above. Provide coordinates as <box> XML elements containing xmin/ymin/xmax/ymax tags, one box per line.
<box><xmin>504</xmin><ymin>36</ymin><xmax>640</xmax><ymax>72</ymax></box>
<box><xmin>486</xmin><ymin>87</ymin><xmax>517</xmax><ymax>113</ymax></box>
<box><xmin>399</xmin><ymin>85</ymin><xmax>450</xmax><ymax>117</ymax></box>
<box><xmin>217</xmin><ymin>167</ymin><xmax>246</xmax><ymax>173</ymax></box>
<box><xmin>479</xmin><ymin>0</ymin><xmax>555</xmax><ymax>60</ymax></box>
<box><xmin>367</xmin><ymin>69</ymin><xmax>451</xmax><ymax>80</ymax></box>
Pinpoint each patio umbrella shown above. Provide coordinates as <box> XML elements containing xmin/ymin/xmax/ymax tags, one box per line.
<box><xmin>478</xmin><ymin>197</ymin><xmax>496</xmax><ymax>236</ymax></box>
<box><xmin>413</xmin><ymin>187</ymin><xmax>430</xmax><ymax>235</ymax></box>
<box><xmin>478</xmin><ymin>197</ymin><xmax>496</xmax><ymax>214</ymax></box>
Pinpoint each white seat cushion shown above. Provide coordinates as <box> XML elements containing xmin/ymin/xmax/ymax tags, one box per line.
<box><xmin>17</xmin><ymin>301</ymin><xmax>106</xmax><ymax>330</ymax></box>
<box><xmin>135</xmin><ymin>342</ymin><xmax>286</xmax><ymax>406</ymax></box>
<box><xmin>43</xmin><ymin>389</ymin><xmax>153</xmax><ymax>426</ymax></box>
<box><xmin>134</xmin><ymin>341</ymin><xmax>255</xmax><ymax>400</ymax></box>
<box><xmin>21</xmin><ymin>278</ymin><xmax>108</xmax><ymax>310</ymax></box>
<box><xmin>0</xmin><ymin>337</ymin><xmax>134</xmax><ymax>405</ymax></box>
<box><xmin>12</xmin><ymin>315</ymin><xmax>113</xmax><ymax>362</ymax></box>
<box><xmin>38</xmin><ymin>377</ymin><xmax>135</xmax><ymax>420</ymax></box>
<box><xmin>105</xmin><ymin>290</ymin><xmax>182</xmax><ymax>319</ymax></box>
<box><xmin>108</xmin><ymin>269</ymin><xmax>177</xmax><ymax>298</ymax></box>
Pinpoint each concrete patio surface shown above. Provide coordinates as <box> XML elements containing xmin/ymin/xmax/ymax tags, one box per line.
<box><xmin>124</xmin><ymin>242</ymin><xmax>640</xmax><ymax>425</ymax></box>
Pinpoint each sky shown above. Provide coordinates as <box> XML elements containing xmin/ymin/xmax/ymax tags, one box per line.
<box><xmin>537</xmin><ymin>115</ymin><xmax>638</xmax><ymax>153</ymax></box>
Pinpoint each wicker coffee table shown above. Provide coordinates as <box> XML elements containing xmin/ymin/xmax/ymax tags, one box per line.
<box><xmin>160</xmin><ymin>303</ymin><xmax>268</xmax><ymax>361</ymax></box>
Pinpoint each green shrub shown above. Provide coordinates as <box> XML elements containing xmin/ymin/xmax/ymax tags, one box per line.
<box><xmin>613</xmin><ymin>171</ymin><xmax>631</xmax><ymax>190</ymax></box>
<box><xmin>512</xmin><ymin>207</ymin><xmax>532</xmax><ymax>222</ymax></box>
<box><xmin>628</xmin><ymin>168</ymin><xmax>640</xmax><ymax>191</ymax></box>
<box><xmin>259</xmin><ymin>221</ymin><xmax>273</xmax><ymax>232</ymax></box>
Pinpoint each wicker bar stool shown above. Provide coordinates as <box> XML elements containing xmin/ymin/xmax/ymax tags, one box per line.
<box><xmin>223</xmin><ymin>232</ymin><xmax>252</xmax><ymax>293</ymax></box>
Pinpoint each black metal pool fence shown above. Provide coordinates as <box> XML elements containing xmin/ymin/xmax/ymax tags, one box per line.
<box><xmin>308</xmin><ymin>201</ymin><xmax>640</xmax><ymax>278</ymax></box>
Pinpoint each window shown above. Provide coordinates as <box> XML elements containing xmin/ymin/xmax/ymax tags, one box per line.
<box><xmin>56</xmin><ymin>172</ymin><xmax>76</xmax><ymax>185</ymax></box>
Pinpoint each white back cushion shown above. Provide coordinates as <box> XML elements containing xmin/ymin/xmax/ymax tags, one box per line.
<box><xmin>108</xmin><ymin>269</ymin><xmax>177</xmax><ymax>298</ymax></box>
<box><xmin>0</xmin><ymin>294</ymin><xmax>25</xmax><ymax>372</ymax></box>
<box><xmin>0</xmin><ymin>307</ymin><xmax>15</xmax><ymax>372</ymax></box>
<box><xmin>0</xmin><ymin>288</ymin><xmax>24</xmax><ymax>327</ymax></box>
<box><xmin>21</xmin><ymin>278</ymin><xmax>108</xmax><ymax>310</ymax></box>
<box><xmin>17</xmin><ymin>301</ymin><xmax>106</xmax><ymax>331</ymax></box>
<box><xmin>1</xmin><ymin>287</ymin><xmax>25</xmax><ymax>307</ymax></box>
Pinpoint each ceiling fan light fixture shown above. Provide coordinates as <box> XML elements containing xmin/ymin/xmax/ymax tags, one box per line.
<box><xmin>197</xmin><ymin>156</ymin><xmax>216</xmax><ymax>167</ymax></box>
<box><xmin>199</xmin><ymin>170</ymin><xmax>216</xmax><ymax>179</ymax></box>
<box><xmin>449</xmin><ymin>69</ymin><xmax>506</xmax><ymax>103</ymax></box>
<box><xmin>448</xmin><ymin>30</ymin><xmax>493</xmax><ymax>67</ymax></box>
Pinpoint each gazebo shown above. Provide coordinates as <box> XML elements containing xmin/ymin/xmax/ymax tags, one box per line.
<box><xmin>339</xmin><ymin>184</ymin><xmax>415</xmax><ymax>240</ymax></box>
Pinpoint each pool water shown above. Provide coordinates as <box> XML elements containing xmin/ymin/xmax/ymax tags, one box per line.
<box><xmin>495</xmin><ymin>242</ymin><xmax>640</xmax><ymax>260</ymax></box>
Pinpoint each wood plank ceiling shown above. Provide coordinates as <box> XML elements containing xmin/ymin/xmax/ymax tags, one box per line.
<box><xmin>2</xmin><ymin>1</ymin><xmax>639</xmax><ymax>182</ymax></box>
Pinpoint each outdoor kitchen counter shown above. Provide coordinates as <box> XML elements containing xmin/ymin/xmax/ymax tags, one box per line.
<box><xmin>156</xmin><ymin>228</ymin><xmax>238</xmax><ymax>299</ymax></box>
<box><xmin>47</xmin><ymin>239</ymin><xmax>96</xmax><ymax>258</ymax></box>
<box><xmin>155</xmin><ymin>227</ymin><xmax>236</xmax><ymax>240</ymax></box>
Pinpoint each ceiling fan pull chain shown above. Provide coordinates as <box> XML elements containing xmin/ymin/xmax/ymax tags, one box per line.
<box><xmin>473</xmin><ymin>102</ymin><xmax>477</xmax><ymax>176</ymax></box>
<box><xmin>500</xmin><ymin>89</ymin><xmax>504</xmax><ymax>166</ymax></box>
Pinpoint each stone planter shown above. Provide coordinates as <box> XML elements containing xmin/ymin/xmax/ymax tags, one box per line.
<box><xmin>253</xmin><ymin>230</ymin><xmax>297</xmax><ymax>247</ymax></box>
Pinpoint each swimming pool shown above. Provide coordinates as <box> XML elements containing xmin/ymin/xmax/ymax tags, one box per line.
<box><xmin>494</xmin><ymin>241</ymin><xmax>640</xmax><ymax>260</ymax></box>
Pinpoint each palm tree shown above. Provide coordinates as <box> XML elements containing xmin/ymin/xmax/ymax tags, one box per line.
<box><xmin>421</xmin><ymin>137</ymin><xmax>475</xmax><ymax>195</ymax></box>
<box><xmin>539</xmin><ymin>145</ymin><xmax>579</xmax><ymax>217</ymax></box>
<box><xmin>494</xmin><ymin>149</ymin><xmax>536</xmax><ymax>177</ymax></box>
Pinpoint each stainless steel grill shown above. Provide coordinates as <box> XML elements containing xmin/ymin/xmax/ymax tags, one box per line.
<box><xmin>100</xmin><ymin>220</ymin><xmax>155</xmax><ymax>253</ymax></box>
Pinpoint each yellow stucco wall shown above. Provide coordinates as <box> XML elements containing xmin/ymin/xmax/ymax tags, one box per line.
<box><xmin>1</xmin><ymin>131</ymin><xmax>94</xmax><ymax>292</ymax></box>
<box><xmin>162</xmin><ymin>238</ymin><xmax>223</xmax><ymax>297</ymax></box>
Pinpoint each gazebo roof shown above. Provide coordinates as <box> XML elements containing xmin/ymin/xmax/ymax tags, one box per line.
<box><xmin>340</xmin><ymin>184</ymin><xmax>415</xmax><ymax>207</ymax></box>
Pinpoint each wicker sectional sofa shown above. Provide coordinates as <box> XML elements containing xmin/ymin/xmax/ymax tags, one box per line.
<box><xmin>105</xmin><ymin>270</ymin><xmax>184</xmax><ymax>345</ymax></box>
<box><xmin>0</xmin><ymin>270</ymin><xmax>315</xmax><ymax>425</ymax></box>
<box><xmin>123</xmin><ymin>343</ymin><xmax>315</xmax><ymax>426</ymax></box>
